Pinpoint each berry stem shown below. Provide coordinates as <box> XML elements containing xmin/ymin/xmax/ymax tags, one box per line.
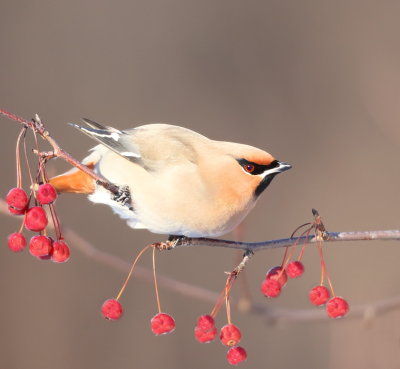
<box><xmin>210</xmin><ymin>284</ymin><xmax>227</xmax><ymax>318</ymax></box>
<box><xmin>225</xmin><ymin>284</ymin><xmax>232</xmax><ymax>325</ymax></box>
<box><xmin>281</xmin><ymin>226</ymin><xmax>313</xmax><ymax>270</ymax></box>
<box><xmin>314</xmin><ymin>234</ymin><xmax>336</xmax><ymax>296</ymax></box>
<box><xmin>115</xmin><ymin>244</ymin><xmax>151</xmax><ymax>301</ymax></box>
<box><xmin>18</xmin><ymin>212</ymin><xmax>27</xmax><ymax>233</ymax></box>
<box><xmin>324</xmin><ymin>265</ymin><xmax>335</xmax><ymax>297</ymax></box>
<box><xmin>15</xmin><ymin>127</ymin><xmax>26</xmax><ymax>188</ymax></box>
<box><xmin>48</xmin><ymin>203</ymin><xmax>62</xmax><ymax>240</ymax></box>
<box><xmin>211</xmin><ymin>274</ymin><xmax>236</xmax><ymax>318</ymax></box>
<box><xmin>38</xmin><ymin>161</ymin><xmax>63</xmax><ymax>240</ymax></box>
<box><xmin>298</xmin><ymin>233</ymin><xmax>310</xmax><ymax>261</ymax></box>
<box><xmin>316</xmin><ymin>239</ymin><xmax>326</xmax><ymax>285</ymax></box>
<box><xmin>280</xmin><ymin>246</ymin><xmax>289</xmax><ymax>268</ymax></box>
<box><xmin>32</xmin><ymin>128</ymin><xmax>44</xmax><ymax>184</ymax></box>
<box><xmin>152</xmin><ymin>246</ymin><xmax>162</xmax><ymax>314</ymax></box>
<box><xmin>22</xmin><ymin>129</ymin><xmax>35</xmax><ymax>198</ymax></box>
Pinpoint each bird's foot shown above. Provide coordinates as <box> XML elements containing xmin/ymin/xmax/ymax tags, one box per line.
<box><xmin>112</xmin><ymin>185</ymin><xmax>132</xmax><ymax>209</ymax></box>
<box><xmin>153</xmin><ymin>235</ymin><xmax>188</xmax><ymax>251</ymax></box>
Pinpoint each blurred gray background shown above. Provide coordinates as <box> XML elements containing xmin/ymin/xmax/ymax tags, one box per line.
<box><xmin>1</xmin><ymin>1</ymin><xmax>400</xmax><ymax>368</ymax></box>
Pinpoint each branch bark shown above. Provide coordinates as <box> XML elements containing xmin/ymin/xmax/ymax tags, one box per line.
<box><xmin>172</xmin><ymin>230</ymin><xmax>400</xmax><ymax>252</ymax></box>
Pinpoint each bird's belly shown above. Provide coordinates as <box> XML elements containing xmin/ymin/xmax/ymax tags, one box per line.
<box><xmin>93</xmin><ymin>154</ymin><xmax>255</xmax><ymax>237</ymax></box>
<box><xmin>133</xmin><ymin>200</ymin><xmax>253</xmax><ymax>237</ymax></box>
<box><xmin>131</xmin><ymin>184</ymin><xmax>256</xmax><ymax>237</ymax></box>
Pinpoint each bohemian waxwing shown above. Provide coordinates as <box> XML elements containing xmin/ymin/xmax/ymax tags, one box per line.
<box><xmin>50</xmin><ymin>119</ymin><xmax>291</xmax><ymax>237</ymax></box>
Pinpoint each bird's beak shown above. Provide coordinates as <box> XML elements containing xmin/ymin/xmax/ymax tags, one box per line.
<box><xmin>276</xmin><ymin>161</ymin><xmax>292</xmax><ymax>173</ymax></box>
<box><xmin>254</xmin><ymin>160</ymin><xmax>292</xmax><ymax>197</ymax></box>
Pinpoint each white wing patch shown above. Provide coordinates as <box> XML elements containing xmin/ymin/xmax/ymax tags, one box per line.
<box><xmin>85</xmin><ymin>129</ymin><xmax>120</xmax><ymax>142</ymax></box>
<box><xmin>120</xmin><ymin>151</ymin><xmax>141</xmax><ymax>158</ymax></box>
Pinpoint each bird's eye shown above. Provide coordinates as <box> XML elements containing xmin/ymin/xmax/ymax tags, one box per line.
<box><xmin>243</xmin><ymin>164</ymin><xmax>255</xmax><ymax>173</ymax></box>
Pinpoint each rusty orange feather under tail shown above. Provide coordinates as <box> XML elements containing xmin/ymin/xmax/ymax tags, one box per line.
<box><xmin>49</xmin><ymin>163</ymin><xmax>96</xmax><ymax>194</ymax></box>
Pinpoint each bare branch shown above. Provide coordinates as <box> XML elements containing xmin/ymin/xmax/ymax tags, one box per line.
<box><xmin>171</xmin><ymin>230</ymin><xmax>400</xmax><ymax>252</ymax></box>
<box><xmin>0</xmin><ymin>109</ymin><xmax>121</xmax><ymax>196</ymax></box>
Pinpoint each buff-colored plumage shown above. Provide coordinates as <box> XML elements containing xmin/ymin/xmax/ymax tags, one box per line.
<box><xmin>50</xmin><ymin>121</ymin><xmax>291</xmax><ymax>237</ymax></box>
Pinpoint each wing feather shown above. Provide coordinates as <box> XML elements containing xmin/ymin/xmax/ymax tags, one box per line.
<box><xmin>69</xmin><ymin>119</ymin><xmax>141</xmax><ymax>162</ymax></box>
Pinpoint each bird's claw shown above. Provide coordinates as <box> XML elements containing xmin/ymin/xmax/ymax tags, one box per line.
<box><xmin>113</xmin><ymin>185</ymin><xmax>132</xmax><ymax>209</ymax></box>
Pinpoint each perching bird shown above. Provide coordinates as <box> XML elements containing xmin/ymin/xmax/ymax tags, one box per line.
<box><xmin>50</xmin><ymin>119</ymin><xmax>291</xmax><ymax>237</ymax></box>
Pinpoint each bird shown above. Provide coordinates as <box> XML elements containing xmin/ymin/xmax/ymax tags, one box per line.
<box><xmin>49</xmin><ymin>119</ymin><xmax>291</xmax><ymax>238</ymax></box>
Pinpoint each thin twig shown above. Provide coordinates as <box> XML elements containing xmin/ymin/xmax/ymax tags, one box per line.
<box><xmin>0</xmin><ymin>109</ymin><xmax>121</xmax><ymax>196</ymax></box>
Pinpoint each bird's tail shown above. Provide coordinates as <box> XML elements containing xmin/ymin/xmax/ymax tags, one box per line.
<box><xmin>49</xmin><ymin>162</ymin><xmax>96</xmax><ymax>194</ymax></box>
<box><xmin>48</xmin><ymin>147</ymin><xmax>103</xmax><ymax>194</ymax></box>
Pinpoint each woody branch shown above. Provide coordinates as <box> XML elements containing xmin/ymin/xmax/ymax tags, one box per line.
<box><xmin>0</xmin><ymin>109</ymin><xmax>121</xmax><ymax>196</ymax></box>
<box><xmin>1</xmin><ymin>109</ymin><xmax>400</xmax><ymax>251</ymax></box>
<box><xmin>172</xmin><ymin>230</ymin><xmax>400</xmax><ymax>252</ymax></box>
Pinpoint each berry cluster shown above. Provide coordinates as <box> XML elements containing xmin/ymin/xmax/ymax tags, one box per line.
<box><xmin>189</xmin><ymin>269</ymin><xmax>248</xmax><ymax>365</ymax></box>
<box><xmin>260</xmin><ymin>219</ymin><xmax>349</xmax><ymax>319</ymax></box>
<box><xmin>7</xmin><ymin>185</ymin><xmax>70</xmax><ymax>263</ymax></box>
<box><xmin>194</xmin><ymin>316</ymin><xmax>247</xmax><ymax>365</ymax></box>
<box><xmin>101</xmin><ymin>246</ymin><xmax>176</xmax><ymax>342</ymax></box>
<box><xmin>99</xmin><ymin>214</ymin><xmax>350</xmax><ymax>365</ymax></box>
<box><xmin>6</xmin><ymin>128</ymin><xmax>70</xmax><ymax>263</ymax></box>
<box><xmin>100</xmin><ymin>246</ymin><xmax>247</xmax><ymax>365</ymax></box>
<box><xmin>101</xmin><ymin>298</ymin><xmax>176</xmax><ymax>335</ymax></box>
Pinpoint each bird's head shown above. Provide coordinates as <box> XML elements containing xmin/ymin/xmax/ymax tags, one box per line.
<box><xmin>209</xmin><ymin>141</ymin><xmax>291</xmax><ymax>199</ymax></box>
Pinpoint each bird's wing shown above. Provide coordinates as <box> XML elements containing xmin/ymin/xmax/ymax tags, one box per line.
<box><xmin>71</xmin><ymin>120</ymin><xmax>208</xmax><ymax>171</ymax></box>
<box><xmin>69</xmin><ymin>118</ymin><xmax>141</xmax><ymax>162</ymax></box>
<box><xmin>125</xmin><ymin>124</ymin><xmax>205</xmax><ymax>171</ymax></box>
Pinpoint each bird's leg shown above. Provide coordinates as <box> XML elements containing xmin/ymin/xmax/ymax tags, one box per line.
<box><xmin>152</xmin><ymin>235</ymin><xmax>189</xmax><ymax>251</ymax></box>
<box><xmin>167</xmin><ymin>234</ymin><xmax>188</xmax><ymax>243</ymax></box>
<box><xmin>112</xmin><ymin>185</ymin><xmax>133</xmax><ymax>209</ymax></box>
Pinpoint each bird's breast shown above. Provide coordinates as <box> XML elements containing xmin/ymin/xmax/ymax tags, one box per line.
<box><xmin>96</xmin><ymin>151</ymin><xmax>256</xmax><ymax>237</ymax></box>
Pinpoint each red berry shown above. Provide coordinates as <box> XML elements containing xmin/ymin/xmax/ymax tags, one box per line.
<box><xmin>194</xmin><ymin>315</ymin><xmax>216</xmax><ymax>343</ymax></box>
<box><xmin>51</xmin><ymin>240</ymin><xmax>70</xmax><ymax>263</ymax></box>
<box><xmin>7</xmin><ymin>232</ymin><xmax>26</xmax><ymax>252</ymax></box>
<box><xmin>25</xmin><ymin>206</ymin><xmax>48</xmax><ymax>232</ymax></box>
<box><xmin>101</xmin><ymin>299</ymin><xmax>123</xmax><ymax>320</ymax></box>
<box><xmin>227</xmin><ymin>346</ymin><xmax>247</xmax><ymax>365</ymax></box>
<box><xmin>8</xmin><ymin>205</ymin><xmax>26</xmax><ymax>215</ymax></box>
<box><xmin>220</xmin><ymin>324</ymin><xmax>242</xmax><ymax>347</ymax></box>
<box><xmin>6</xmin><ymin>187</ymin><xmax>29</xmax><ymax>210</ymax></box>
<box><xmin>37</xmin><ymin>183</ymin><xmax>57</xmax><ymax>205</ymax></box>
<box><xmin>261</xmin><ymin>278</ymin><xmax>281</xmax><ymax>298</ymax></box>
<box><xmin>266</xmin><ymin>266</ymin><xmax>288</xmax><ymax>287</ymax></box>
<box><xmin>197</xmin><ymin>315</ymin><xmax>215</xmax><ymax>331</ymax></box>
<box><xmin>326</xmin><ymin>297</ymin><xmax>349</xmax><ymax>318</ymax></box>
<box><xmin>36</xmin><ymin>237</ymin><xmax>54</xmax><ymax>260</ymax></box>
<box><xmin>29</xmin><ymin>235</ymin><xmax>53</xmax><ymax>257</ymax></box>
<box><xmin>309</xmin><ymin>285</ymin><xmax>330</xmax><ymax>306</ymax></box>
<box><xmin>151</xmin><ymin>313</ymin><xmax>175</xmax><ymax>335</ymax></box>
<box><xmin>195</xmin><ymin>325</ymin><xmax>217</xmax><ymax>343</ymax></box>
<box><xmin>286</xmin><ymin>261</ymin><xmax>304</xmax><ymax>278</ymax></box>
